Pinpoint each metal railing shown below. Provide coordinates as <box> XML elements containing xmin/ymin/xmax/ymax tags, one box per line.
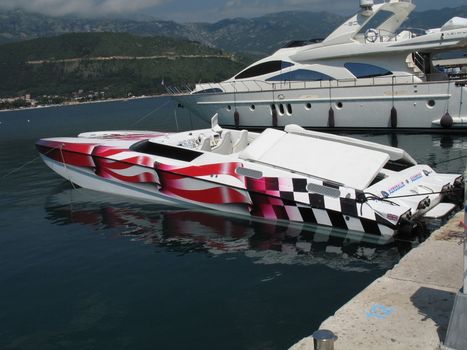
<box><xmin>167</xmin><ymin>72</ymin><xmax>463</xmax><ymax>96</ymax></box>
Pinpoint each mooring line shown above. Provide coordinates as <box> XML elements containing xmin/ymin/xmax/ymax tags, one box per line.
<box><xmin>431</xmin><ymin>154</ymin><xmax>467</xmax><ymax>167</ymax></box>
<box><xmin>129</xmin><ymin>99</ymin><xmax>171</xmax><ymax>128</ymax></box>
<box><xmin>1</xmin><ymin>146</ymin><xmax>56</xmax><ymax>179</ymax></box>
<box><xmin>1</xmin><ymin>155</ymin><xmax>42</xmax><ymax>179</ymax></box>
<box><xmin>366</xmin><ymin>188</ymin><xmax>461</xmax><ymax>201</ymax></box>
<box><xmin>2</xmin><ymin>99</ymin><xmax>172</xmax><ymax>180</ymax></box>
<box><xmin>60</xmin><ymin>144</ymin><xmax>77</xmax><ymax>190</ymax></box>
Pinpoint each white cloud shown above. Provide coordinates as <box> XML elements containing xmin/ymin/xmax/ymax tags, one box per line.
<box><xmin>0</xmin><ymin>0</ymin><xmax>167</xmax><ymax>17</ymax></box>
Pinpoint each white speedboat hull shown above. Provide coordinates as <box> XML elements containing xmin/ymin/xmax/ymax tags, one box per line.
<box><xmin>36</xmin><ymin>119</ymin><xmax>464</xmax><ymax>242</ymax></box>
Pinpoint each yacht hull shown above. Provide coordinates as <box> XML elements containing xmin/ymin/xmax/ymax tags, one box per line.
<box><xmin>174</xmin><ymin>81</ymin><xmax>467</xmax><ymax>130</ymax></box>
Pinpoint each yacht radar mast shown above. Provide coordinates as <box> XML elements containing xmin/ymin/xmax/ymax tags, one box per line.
<box><xmin>360</xmin><ymin>0</ymin><xmax>374</xmax><ymax>16</ymax></box>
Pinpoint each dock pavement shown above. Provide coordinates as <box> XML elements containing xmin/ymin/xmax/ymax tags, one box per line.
<box><xmin>290</xmin><ymin>211</ymin><xmax>465</xmax><ymax>350</ymax></box>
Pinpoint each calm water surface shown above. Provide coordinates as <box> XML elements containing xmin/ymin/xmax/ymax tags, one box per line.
<box><xmin>0</xmin><ymin>97</ymin><xmax>465</xmax><ymax>350</ymax></box>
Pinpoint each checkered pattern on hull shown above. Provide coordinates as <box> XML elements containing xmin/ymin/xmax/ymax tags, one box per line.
<box><xmin>245</xmin><ymin>177</ymin><xmax>396</xmax><ymax>237</ymax></box>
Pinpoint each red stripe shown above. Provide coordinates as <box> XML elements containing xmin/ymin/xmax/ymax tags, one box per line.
<box><xmin>93</xmin><ymin>147</ymin><xmax>155</xmax><ymax>167</ymax></box>
<box><xmin>156</xmin><ymin>162</ymin><xmax>243</xmax><ymax>180</ymax></box>
<box><xmin>36</xmin><ymin>140</ymin><xmax>97</xmax><ymax>154</ymax></box>
<box><xmin>162</xmin><ymin>186</ymin><xmax>250</xmax><ymax>205</ymax></box>
<box><xmin>37</xmin><ymin>145</ymin><xmax>95</xmax><ymax>167</ymax></box>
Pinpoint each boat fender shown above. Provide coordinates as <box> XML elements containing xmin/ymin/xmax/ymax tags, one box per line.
<box><xmin>234</xmin><ymin>110</ymin><xmax>240</xmax><ymax>129</ymax></box>
<box><xmin>440</xmin><ymin>112</ymin><xmax>453</xmax><ymax>128</ymax></box>
<box><xmin>390</xmin><ymin>133</ymin><xmax>398</xmax><ymax>148</ymax></box>
<box><xmin>390</xmin><ymin>106</ymin><xmax>398</xmax><ymax>128</ymax></box>
<box><xmin>328</xmin><ymin>107</ymin><xmax>335</xmax><ymax>128</ymax></box>
<box><xmin>272</xmin><ymin>109</ymin><xmax>278</xmax><ymax>127</ymax></box>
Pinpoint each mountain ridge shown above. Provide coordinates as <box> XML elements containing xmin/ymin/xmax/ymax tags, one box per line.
<box><xmin>2</xmin><ymin>6</ymin><xmax>467</xmax><ymax>55</ymax></box>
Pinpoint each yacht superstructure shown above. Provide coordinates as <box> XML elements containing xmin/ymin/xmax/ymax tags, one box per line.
<box><xmin>171</xmin><ymin>0</ymin><xmax>467</xmax><ymax>130</ymax></box>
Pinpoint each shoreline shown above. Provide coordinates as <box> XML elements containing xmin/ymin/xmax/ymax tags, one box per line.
<box><xmin>0</xmin><ymin>93</ymin><xmax>169</xmax><ymax>113</ymax></box>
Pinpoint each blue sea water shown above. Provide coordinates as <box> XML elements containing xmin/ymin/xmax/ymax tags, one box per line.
<box><xmin>0</xmin><ymin>97</ymin><xmax>465</xmax><ymax>350</ymax></box>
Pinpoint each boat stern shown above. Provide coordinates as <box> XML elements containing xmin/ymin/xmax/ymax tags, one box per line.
<box><xmin>365</xmin><ymin>165</ymin><xmax>464</xmax><ymax>237</ymax></box>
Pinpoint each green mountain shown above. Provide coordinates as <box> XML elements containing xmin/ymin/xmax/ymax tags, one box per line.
<box><xmin>191</xmin><ymin>11</ymin><xmax>342</xmax><ymax>56</ymax></box>
<box><xmin>0</xmin><ymin>32</ymin><xmax>248</xmax><ymax>98</ymax></box>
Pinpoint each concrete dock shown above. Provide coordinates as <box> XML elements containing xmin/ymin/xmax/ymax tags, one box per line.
<box><xmin>290</xmin><ymin>211</ymin><xmax>465</xmax><ymax>350</ymax></box>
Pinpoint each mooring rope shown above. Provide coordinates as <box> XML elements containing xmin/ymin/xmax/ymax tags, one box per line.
<box><xmin>366</xmin><ymin>188</ymin><xmax>461</xmax><ymax>201</ymax></box>
<box><xmin>1</xmin><ymin>99</ymin><xmax>172</xmax><ymax>180</ymax></box>
<box><xmin>1</xmin><ymin>155</ymin><xmax>42</xmax><ymax>179</ymax></box>
<box><xmin>59</xmin><ymin>144</ymin><xmax>77</xmax><ymax>190</ymax></box>
<box><xmin>129</xmin><ymin>99</ymin><xmax>171</xmax><ymax>128</ymax></box>
<box><xmin>431</xmin><ymin>154</ymin><xmax>467</xmax><ymax>167</ymax></box>
<box><xmin>0</xmin><ymin>146</ymin><xmax>56</xmax><ymax>179</ymax></box>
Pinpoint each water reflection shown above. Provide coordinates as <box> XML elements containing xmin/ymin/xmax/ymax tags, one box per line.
<box><xmin>44</xmin><ymin>187</ymin><xmax>424</xmax><ymax>273</ymax></box>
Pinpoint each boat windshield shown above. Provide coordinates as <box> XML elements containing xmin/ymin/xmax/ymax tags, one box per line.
<box><xmin>358</xmin><ymin>10</ymin><xmax>395</xmax><ymax>34</ymax></box>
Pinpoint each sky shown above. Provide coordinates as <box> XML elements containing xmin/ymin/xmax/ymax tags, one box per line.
<box><xmin>0</xmin><ymin>0</ymin><xmax>465</xmax><ymax>22</ymax></box>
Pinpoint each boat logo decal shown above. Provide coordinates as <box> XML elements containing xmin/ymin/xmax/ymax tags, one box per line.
<box><xmin>386</xmin><ymin>182</ymin><xmax>405</xmax><ymax>196</ymax></box>
<box><xmin>410</xmin><ymin>172</ymin><xmax>423</xmax><ymax>183</ymax></box>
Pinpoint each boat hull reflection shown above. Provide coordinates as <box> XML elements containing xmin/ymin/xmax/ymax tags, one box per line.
<box><xmin>45</xmin><ymin>188</ymin><xmax>429</xmax><ymax>271</ymax></box>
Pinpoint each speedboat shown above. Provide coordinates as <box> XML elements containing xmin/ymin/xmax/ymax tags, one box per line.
<box><xmin>171</xmin><ymin>0</ymin><xmax>467</xmax><ymax>131</ymax></box>
<box><xmin>36</xmin><ymin>115</ymin><xmax>463</xmax><ymax>240</ymax></box>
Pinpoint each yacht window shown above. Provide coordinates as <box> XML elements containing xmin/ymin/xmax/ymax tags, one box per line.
<box><xmin>358</xmin><ymin>10</ymin><xmax>395</xmax><ymax>35</ymax></box>
<box><xmin>235</xmin><ymin>61</ymin><xmax>294</xmax><ymax>79</ymax></box>
<box><xmin>266</xmin><ymin>69</ymin><xmax>334</xmax><ymax>81</ymax></box>
<box><xmin>193</xmin><ymin>88</ymin><xmax>223</xmax><ymax>94</ymax></box>
<box><xmin>344</xmin><ymin>63</ymin><xmax>392</xmax><ymax>79</ymax></box>
<box><xmin>283</xmin><ymin>39</ymin><xmax>324</xmax><ymax>48</ymax></box>
<box><xmin>278</xmin><ymin>104</ymin><xmax>285</xmax><ymax>115</ymax></box>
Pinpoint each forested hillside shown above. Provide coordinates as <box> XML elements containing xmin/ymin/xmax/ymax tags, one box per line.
<box><xmin>0</xmin><ymin>33</ymin><xmax>248</xmax><ymax>99</ymax></box>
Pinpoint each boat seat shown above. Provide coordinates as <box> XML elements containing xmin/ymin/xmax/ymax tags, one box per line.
<box><xmin>211</xmin><ymin>131</ymin><xmax>233</xmax><ymax>155</ymax></box>
<box><xmin>197</xmin><ymin>135</ymin><xmax>211</xmax><ymax>151</ymax></box>
<box><xmin>232</xmin><ymin>130</ymin><xmax>249</xmax><ymax>153</ymax></box>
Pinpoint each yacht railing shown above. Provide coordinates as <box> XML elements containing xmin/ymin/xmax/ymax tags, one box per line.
<box><xmin>361</xmin><ymin>27</ymin><xmax>426</xmax><ymax>44</ymax></box>
<box><xmin>168</xmin><ymin>73</ymin><xmax>461</xmax><ymax>96</ymax></box>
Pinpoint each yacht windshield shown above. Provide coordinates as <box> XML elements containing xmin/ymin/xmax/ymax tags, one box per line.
<box><xmin>358</xmin><ymin>10</ymin><xmax>395</xmax><ymax>34</ymax></box>
<box><xmin>267</xmin><ymin>69</ymin><xmax>334</xmax><ymax>81</ymax></box>
<box><xmin>235</xmin><ymin>61</ymin><xmax>294</xmax><ymax>79</ymax></box>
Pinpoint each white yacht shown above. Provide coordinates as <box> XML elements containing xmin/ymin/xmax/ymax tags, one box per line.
<box><xmin>171</xmin><ymin>0</ymin><xmax>467</xmax><ymax>131</ymax></box>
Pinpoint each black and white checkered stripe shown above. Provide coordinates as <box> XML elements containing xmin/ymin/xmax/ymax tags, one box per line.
<box><xmin>252</xmin><ymin>177</ymin><xmax>397</xmax><ymax>238</ymax></box>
